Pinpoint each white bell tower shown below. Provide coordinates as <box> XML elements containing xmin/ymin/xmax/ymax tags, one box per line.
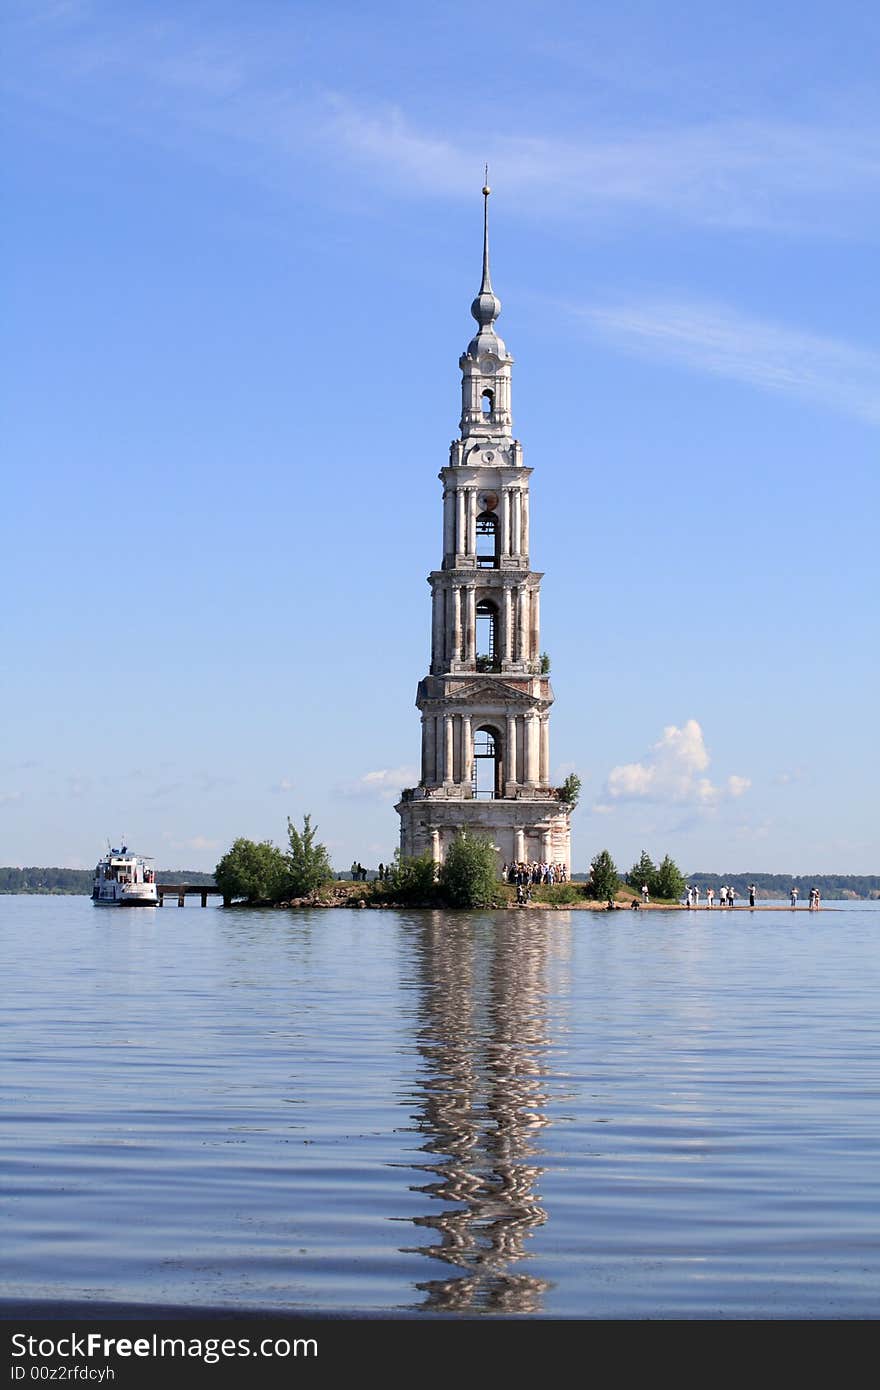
<box><xmin>396</xmin><ymin>182</ymin><xmax>572</xmax><ymax>873</ymax></box>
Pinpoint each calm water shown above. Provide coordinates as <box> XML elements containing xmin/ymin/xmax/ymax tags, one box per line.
<box><xmin>2</xmin><ymin>895</ymin><xmax>879</xmax><ymax>1318</ymax></box>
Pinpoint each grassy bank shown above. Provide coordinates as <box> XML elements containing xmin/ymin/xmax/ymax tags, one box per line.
<box><xmin>268</xmin><ymin>879</ymin><xmax>683</xmax><ymax>911</ymax></box>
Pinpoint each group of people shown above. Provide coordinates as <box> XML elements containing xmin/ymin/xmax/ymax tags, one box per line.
<box><xmin>683</xmin><ymin>884</ymin><xmax>756</xmax><ymax>908</ymax></box>
<box><xmin>790</xmin><ymin>886</ymin><xmax>821</xmax><ymax>909</ymax></box>
<box><xmin>502</xmin><ymin>861</ymin><xmax>568</xmax><ymax>887</ymax></box>
<box><xmin>680</xmin><ymin>884</ymin><xmax>823</xmax><ymax>909</ymax></box>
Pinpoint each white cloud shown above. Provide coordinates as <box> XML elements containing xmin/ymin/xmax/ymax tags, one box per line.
<box><xmin>0</xmin><ymin>791</ymin><xmax>23</xmax><ymax>806</ymax></box>
<box><xmin>727</xmin><ymin>775</ymin><xmax>752</xmax><ymax>798</ymax></box>
<box><xmin>605</xmin><ymin>720</ymin><xmax>749</xmax><ymax>810</ymax></box>
<box><xmin>161</xmin><ymin>833</ymin><xmax>220</xmax><ymax>852</ymax></box>
<box><xmin>272</xmin><ymin>777</ymin><xmax>295</xmax><ymax>793</ymax></box>
<box><xmin>578</xmin><ymin>298</ymin><xmax>880</xmax><ymax>424</ymax></box>
<box><xmin>337</xmin><ymin>766</ymin><xmax>418</xmax><ymax>802</ymax></box>
<box><xmin>184</xmin><ymin>835</ymin><xmax>219</xmax><ymax>851</ymax></box>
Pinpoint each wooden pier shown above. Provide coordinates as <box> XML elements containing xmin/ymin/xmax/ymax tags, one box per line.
<box><xmin>157</xmin><ymin>884</ymin><xmax>226</xmax><ymax>908</ymax></box>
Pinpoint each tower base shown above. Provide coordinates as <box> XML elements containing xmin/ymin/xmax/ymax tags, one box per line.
<box><xmin>396</xmin><ymin>795</ymin><xmax>571</xmax><ymax>873</ymax></box>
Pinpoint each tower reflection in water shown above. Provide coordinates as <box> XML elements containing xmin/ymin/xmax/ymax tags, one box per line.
<box><xmin>401</xmin><ymin>912</ymin><xmax>563</xmax><ymax>1313</ymax></box>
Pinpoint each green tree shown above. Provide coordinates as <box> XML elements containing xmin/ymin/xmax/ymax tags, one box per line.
<box><xmin>627</xmin><ymin>850</ymin><xmax>656</xmax><ymax>890</ymax></box>
<box><xmin>287</xmin><ymin>814</ymin><xmax>333</xmax><ymax>898</ymax></box>
<box><xmin>558</xmin><ymin>772</ymin><xmax>582</xmax><ymax>810</ymax></box>
<box><xmin>651</xmin><ymin>854</ymin><xmax>687</xmax><ymax>902</ymax></box>
<box><xmin>215</xmin><ymin>838</ymin><xmax>288</xmax><ymax>904</ymax></box>
<box><xmin>589</xmin><ymin>848</ymin><xmax>620</xmax><ymax>900</ymax></box>
<box><xmin>386</xmin><ymin>849</ymin><xmax>437</xmax><ymax>903</ymax></box>
<box><xmin>438</xmin><ymin>830</ymin><xmax>499</xmax><ymax>908</ymax></box>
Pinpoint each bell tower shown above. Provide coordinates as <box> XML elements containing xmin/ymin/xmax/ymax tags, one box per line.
<box><xmin>396</xmin><ymin>182</ymin><xmax>572</xmax><ymax>873</ymax></box>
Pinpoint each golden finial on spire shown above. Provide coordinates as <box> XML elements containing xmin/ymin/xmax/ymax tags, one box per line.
<box><xmin>483</xmin><ymin>162</ymin><xmax>490</xmax><ymax>196</ymax></box>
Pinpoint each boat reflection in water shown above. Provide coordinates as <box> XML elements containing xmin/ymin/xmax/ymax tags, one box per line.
<box><xmin>400</xmin><ymin>912</ymin><xmax>565</xmax><ymax>1313</ymax></box>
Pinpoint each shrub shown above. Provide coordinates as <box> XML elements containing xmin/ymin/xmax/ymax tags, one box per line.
<box><xmin>627</xmin><ymin>850</ymin><xmax>655</xmax><ymax>890</ymax></box>
<box><xmin>215</xmin><ymin>838</ymin><xmax>289</xmax><ymax>904</ymax></box>
<box><xmin>588</xmin><ymin>848</ymin><xmax>620</xmax><ymax>901</ymax></box>
<box><xmin>558</xmin><ymin>773</ymin><xmax>582</xmax><ymax>809</ymax></box>
<box><xmin>531</xmin><ymin>881</ymin><xmax>583</xmax><ymax>906</ymax></box>
<box><xmin>438</xmin><ymin>830</ymin><xmax>499</xmax><ymax>908</ymax></box>
<box><xmin>286</xmin><ymin>815</ymin><xmax>333</xmax><ymax>898</ymax></box>
<box><xmin>386</xmin><ymin>850</ymin><xmax>438</xmax><ymax>903</ymax></box>
<box><xmin>650</xmin><ymin>854</ymin><xmax>686</xmax><ymax>902</ymax></box>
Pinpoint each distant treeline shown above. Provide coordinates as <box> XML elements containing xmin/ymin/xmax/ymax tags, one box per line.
<box><xmin>1</xmin><ymin>865</ymin><xmax>877</xmax><ymax>899</ymax></box>
<box><xmin>0</xmin><ymin>867</ymin><xmax>216</xmax><ymax>895</ymax></box>
<box><xmin>687</xmin><ymin>873</ymin><xmax>880</xmax><ymax>900</ymax></box>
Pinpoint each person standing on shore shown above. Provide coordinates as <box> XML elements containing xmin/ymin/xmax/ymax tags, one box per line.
<box><xmin>749</xmin><ymin>884</ymin><xmax>757</xmax><ymax>907</ymax></box>
<box><xmin>719</xmin><ymin>885</ymin><xmax>728</xmax><ymax>908</ymax></box>
<box><xmin>790</xmin><ymin>886</ymin><xmax>799</xmax><ymax>908</ymax></box>
<box><xmin>707</xmin><ymin>886</ymin><xmax>715</xmax><ymax>908</ymax></box>
<box><xmin>641</xmin><ymin>882</ymin><xmax>649</xmax><ymax>905</ymax></box>
<box><xmin>728</xmin><ymin>886</ymin><xmax>737</xmax><ymax>909</ymax></box>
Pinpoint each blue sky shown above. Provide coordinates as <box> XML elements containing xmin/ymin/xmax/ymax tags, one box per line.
<box><xmin>2</xmin><ymin>0</ymin><xmax>878</xmax><ymax>875</ymax></box>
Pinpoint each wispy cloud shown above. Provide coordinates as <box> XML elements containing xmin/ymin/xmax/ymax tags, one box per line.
<box><xmin>578</xmin><ymin>298</ymin><xmax>880</xmax><ymax>424</ymax></box>
<box><xmin>9</xmin><ymin>5</ymin><xmax>880</xmax><ymax>235</ymax></box>
<box><xmin>271</xmin><ymin>777</ymin><xmax>295</xmax><ymax>794</ymax></box>
<box><xmin>324</xmin><ymin>101</ymin><xmax>880</xmax><ymax>232</ymax></box>
<box><xmin>161</xmin><ymin>832</ymin><xmax>220</xmax><ymax>853</ymax></box>
<box><xmin>337</xmin><ymin>766</ymin><xmax>418</xmax><ymax>802</ymax></box>
<box><xmin>0</xmin><ymin>791</ymin><xmax>23</xmax><ymax>806</ymax></box>
<box><xmin>605</xmin><ymin>720</ymin><xmax>750</xmax><ymax>810</ymax></box>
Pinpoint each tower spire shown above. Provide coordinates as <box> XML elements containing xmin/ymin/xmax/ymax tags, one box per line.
<box><xmin>480</xmin><ymin>166</ymin><xmax>492</xmax><ymax>293</ymax></box>
<box><xmin>471</xmin><ymin>171</ymin><xmax>502</xmax><ymax>333</ymax></box>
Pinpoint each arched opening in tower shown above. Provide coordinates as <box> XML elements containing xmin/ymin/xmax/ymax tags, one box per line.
<box><xmin>481</xmin><ymin>388</ymin><xmax>494</xmax><ymax>418</ymax></box>
<box><xmin>475</xmin><ymin>600</ymin><xmax>499</xmax><ymax>671</ymax></box>
<box><xmin>476</xmin><ymin>512</ymin><xmax>499</xmax><ymax>569</ymax></box>
<box><xmin>473</xmin><ymin>725</ymin><xmax>502</xmax><ymax>800</ymax></box>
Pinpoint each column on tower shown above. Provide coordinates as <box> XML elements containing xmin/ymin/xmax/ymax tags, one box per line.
<box><xmin>524</xmin><ymin>710</ymin><xmax>540</xmax><ymax>786</ymax></box>
<box><xmin>424</xmin><ymin>714</ymin><xmax>433</xmax><ymax>784</ymax></box>
<box><xmin>465</xmin><ymin>586</ymin><xmax>476</xmax><ymax>664</ymax></box>
<box><xmin>466</xmin><ymin>488</ymin><xmax>477</xmax><ymax>557</ymax></box>
<box><xmin>451</xmin><ymin>585</ymin><xmax>462</xmax><ymax>664</ymax></box>
<box><xmin>530</xmin><ymin>586</ymin><xmax>541</xmax><ymax>662</ymax></box>
<box><xmin>456</xmin><ymin>489</ymin><xmax>466</xmax><ymax>557</ymax></box>
<box><xmin>506</xmin><ymin>713</ymin><xmax>518</xmax><ymax>786</ymax></box>
<box><xmin>431</xmin><ymin>587</ymin><xmax>443</xmax><ymax>670</ymax></box>
<box><xmin>521</xmin><ymin>490</ymin><xmax>530</xmax><ymax>559</ymax></box>
<box><xmin>444</xmin><ymin>714</ymin><xmax>454</xmax><ymax>783</ymax></box>
<box><xmin>502</xmin><ymin>585</ymin><xmax>513</xmax><ymax>664</ymax></box>
<box><xmin>461</xmin><ymin>715</ymin><xmax>473</xmax><ymax>790</ymax></box>
<box><xmin>540</xmin><ymin>716</ymin><xmax>550</xmax><ymax>785</ymax></box>
<box><xmin>515</xmin><ymin>585</ymin><xmax>531</xmax><ymax>663</ymax></box>
<box><xmin>512</xmin><ymin>489</ymin><xmax>522</xmax><ymax>556</ymax></box>
<box><xmin>443</xmin><ymin>488</ymin><xmax>455</xmax><ymax>562</ymax></box>
<box><xmin>501</xmin><ymin>487</ymin><xmax>511</xmax><ymax>559</ymax></box>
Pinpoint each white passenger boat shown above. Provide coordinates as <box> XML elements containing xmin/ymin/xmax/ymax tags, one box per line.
<box><xmin>92</xmin><ymin>845</ymin><xmax>158</xmax><ymax>906</ymax></box>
